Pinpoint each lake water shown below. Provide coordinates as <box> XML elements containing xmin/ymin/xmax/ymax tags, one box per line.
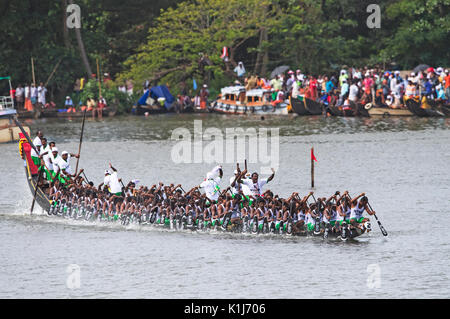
<box><xmin>0</xmin><ymin>114</ymin><xmax>449</xmax><ymax>298</ymax></box>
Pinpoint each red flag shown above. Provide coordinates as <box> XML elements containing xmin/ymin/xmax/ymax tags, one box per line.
<box><xmin>311</xmin><ymin>148</ymin><xmax>318</xmax><ymax>162</ymax></box>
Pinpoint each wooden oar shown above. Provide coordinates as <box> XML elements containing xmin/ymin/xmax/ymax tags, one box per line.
<box><xmin>368</xmin><ymin>202</ymin><xmax>388</xmax><ymax>236</ymax></box>
<box><xmin>81</xmin><ymin>171</ymin><xmax>90</xmax><ymax>184</ymax></box>
<box><xmin>75</xmin><ymin>109</ymin><xmax>87</xmax><ymax>174</ymax></box>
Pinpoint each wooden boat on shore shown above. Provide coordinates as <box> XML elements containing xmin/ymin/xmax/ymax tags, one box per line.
<box><xmin>405</xmin><ymin>98</ymin><xmax>445</xmax><ymax>117</ymax></box>
<box><xmin>326</xmin><ymin>101</ymin><xmax>369</xmax><ymax>117</ymax></box>
<box><xmin>211</xmin><ymin>86</ymin><xmax>288</xmax><ymax>115</ymax></box>
<box><xmin>290</xmin><ymin>96</ymin><xmax>323</xmax><ymax>116</ymax></box>
<box><xmin>289</xmin><ymin>96</ymin><xmax>309</xmax><ymax>115</ymax></box>
<box><xmin>304</xmin><ymin>97</ymin><xmax>323</xmax><ymax>115</ymax></box>
<box><xmin>54</xmin><ymin>107</ymin><xmax>117</xmax><ymax>118</ymax></box>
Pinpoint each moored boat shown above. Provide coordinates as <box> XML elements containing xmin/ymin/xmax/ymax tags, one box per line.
<box><xmin>405</xmin><ymin>97</ymin><xmax>444</xmax><ymax>117</ymax></box>
<box><xmin>365</xmin><ymin>103</ymin><xmax>414</xmax><ymax>117</ymax></box>
<box><xmin>211</xmin><ymin>86</ymin><xmax>288</xmax><ymax>115</ymax></box>
<box><xmin>304</xmin><ymin>97</ymin><xmax>323</xmax><ymax>115</ymax></box>
<box><xmin>289</xmin><ymin>96</ymin><xmax>309</xmax><ymax>115</ymax></box>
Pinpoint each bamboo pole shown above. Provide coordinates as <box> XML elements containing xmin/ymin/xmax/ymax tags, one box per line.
<box><xmin>96</xmin><ymin>58</ymin><xmax>101</xmax><ymax>98</ymax></box>
<box><xmin>31</xmin><ymin>57</ymin><xmax>36</xmax><ymax>86</ymax></box>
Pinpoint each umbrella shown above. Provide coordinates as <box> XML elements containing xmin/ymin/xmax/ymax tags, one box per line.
<box><xmin>270</xmin><ymin>65</ymin><xmax>290</xmax><ymax>79</ymax></box>
<box><xmin>413</xmin><ymin>64</ymin><xmax>430</xmax><ymax>73</ymax></box>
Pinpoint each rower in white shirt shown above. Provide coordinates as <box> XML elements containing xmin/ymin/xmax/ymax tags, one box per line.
<box><xmin>30</xmin><ymin>131</ymin><xmax>44</xmax><ymax>167</ymax></box>
<box><xmin>53</xmin><ymin>149</ymin><xmax>79</xmax><ymax>180</ymax></box>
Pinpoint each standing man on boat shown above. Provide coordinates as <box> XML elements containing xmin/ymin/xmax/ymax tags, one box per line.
<box><xmin>238</xmin><ymin>169</ymin><xmax>275</xmax><ymax>197</ymax></box>
<box><xmin>103</xmin><ymin>163</ymin><xmax>124</xmax><ymax>196</ymax></box>
<box><xmin>199</xmin><ymin>165</ymin><xmax>223</xmax><ymax>203</ymax></box>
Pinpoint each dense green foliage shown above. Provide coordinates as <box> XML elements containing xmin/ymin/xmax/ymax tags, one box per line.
<box><xmin>1</xmin><ymin>0</ymin><xmax>448</xmax><ymax>108</ymax></box>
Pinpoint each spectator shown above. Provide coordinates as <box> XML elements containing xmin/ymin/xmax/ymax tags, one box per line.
<box><xmin>15</xmin><ymin>84</ymin><xmax>24</xmax><ymax>110</ymax></box>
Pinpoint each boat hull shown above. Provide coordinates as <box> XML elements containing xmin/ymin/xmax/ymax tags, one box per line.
<box><xmin>368</xmin><ymin>107</ymin><xmax>413</xmax><ymax>117</ymax></box>
<box><xmin>210</xmin><ymin>101</ymin><xmax>288</xmax><ymax>115</ymax></box>
<box><xmin>290</xmin><ymin>97</ymin><xmax>309</xmax><ymax>115</ymax></box>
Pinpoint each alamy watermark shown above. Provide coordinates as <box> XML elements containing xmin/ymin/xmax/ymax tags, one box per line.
<box><xmin>170</xmin><ymin>120</ymin><xmax>279</xmax><ymax>174</ymax></box>
<box><xmin>366</xmin><ymin>4</ymin><xmax>381</xmax><ymax>29</ymax></box>
<box><xmin>366</xmin><ymin>263</ymin><xmax>381</xmax><ymax>289</ymax></box>
<box><xmin>66</xmin><ymin>264</ymin><xmax>81</xmax><ymax>289</ymax></box>
<box><xmin>66</xmin><ymin>4</ymin><xmax>81</xmax><ymax>29</ymax></box>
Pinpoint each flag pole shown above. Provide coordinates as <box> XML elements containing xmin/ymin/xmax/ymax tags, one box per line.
<box><xmin>311</xmin><ymin>147</ymin><xmax>314</xmax><ymax>189</ymax></box>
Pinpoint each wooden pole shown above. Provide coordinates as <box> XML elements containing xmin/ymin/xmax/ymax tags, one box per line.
<box><xmin>96</xmin><ymin>58</ymin><xmax>101</xmax><ymax>98</ymax></box>
<box><xmin>44</xmin><ymin>58</ymin><xmax>63</xmax><ymax>87</ymax></box>
<box><xmin>75</xmin><ymin>109</ymin><xmax>87</xmax><ymax>174</ymax></box>
<box><xmin>311</xmin><ymin>147</ymin><xmax>314</xmax><ymax>189</ymax></box>
<box><xmin>31</xmin><ymin>57</ymin><xmax>36</xmax><ymax>86</ymax></box>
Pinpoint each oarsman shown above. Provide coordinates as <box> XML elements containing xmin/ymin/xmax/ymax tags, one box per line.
<box><xmin>42</xmin><ymin>141</ymin><xmax>56</xmax><ymax>180</ymax></box>
<box><xmin>30</xmin><ymin>131</ymin><xmax>43</xmax><ymax>167</ymax></box>
<box><xmin>38</xmin><ymin>137</ymin><xmax>53</xmax><ymax>180</ymax></box>
<box><xmin>238</xmin><ymin>168</ymin><xmax>275</xmax><ymax>197</ymax></box>
<box><xmin>199</xmin><ymin>165</ymin><xmax>223</xmax><ymax>203</ymax></box>
<box><xmin>349</xmin><ymin>194</ymin><xmax>375</xmax><ymax>230</ymax></box>
<box><xmin>53</xmin><ymin>150</ymin><xmax>80</xmax><ymax>182</ymax></box>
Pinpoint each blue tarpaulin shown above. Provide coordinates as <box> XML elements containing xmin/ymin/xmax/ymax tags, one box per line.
<box><xmin>137</xmin><ymin>85</ymin><xmax>175</xmax><ymax>110</ymax></box>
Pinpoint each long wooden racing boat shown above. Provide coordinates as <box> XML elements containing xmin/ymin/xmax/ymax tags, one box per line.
<box><xmin>16</xmin><ymin>126</ymin><xmax>369</xmax><ymax>241</ymax></box>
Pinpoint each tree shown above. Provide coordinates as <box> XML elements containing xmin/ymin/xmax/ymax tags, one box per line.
<box><xmin>118</xmin><ymin>0</ymin><xmax>282</xmax><ymax>95</ymax></box>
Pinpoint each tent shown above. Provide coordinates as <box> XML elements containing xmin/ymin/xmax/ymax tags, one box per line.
<box><xmin>137</xmin><ymin>85</ymin><xmax>175</xmax><ymax>110</ymax></box>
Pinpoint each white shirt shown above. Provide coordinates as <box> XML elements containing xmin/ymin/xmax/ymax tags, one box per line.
<box><xmin>15</xmin><ymin>87</ymin><xmax>24</xmax><ymax>97</ymax></box>
<box><xmin>24</xmin><ymin>86</ymin><xmax>30</xmax><ymax>98</ymax></box>
<box><xmin>200</xmin><ymin>177</ymin><xmax>221</xmax><ymax>201</ymax></box>
<box><xmin>37</xmin><ymin>86</ymin><xmax>47</xmax><ymax>104</ymax></box>
<box><xmin>42</xmin><ymin>145</ymin><xmax>54</xmax><ymax>171</ymax></box>
<box><xmin>230</xmin><ymin>176</ymin><xmax>241</xmax><ymax>195</ymax></box>
<box><xmin>30</xmin><ymin>87</ymin><xmax>38</xmax><ymax>98</ymax></box>
<box><xmin>349</xmin><ymin>84</ymin><xmax>359</xmax><ymax>101</ymax></box>
<box><xmin>241</xmin><ymin>178</ymin><xmax>268</xmax><ymax>196</ymax></box>
<box><xmin>104</xmin><ymin>172</ymin><xmax>122</xmax><ymax>194</ymax></box>
<box><xmin>54</xmin><ymin>155</ymin><xmax>71</xmax><ymax>176</ymax></box>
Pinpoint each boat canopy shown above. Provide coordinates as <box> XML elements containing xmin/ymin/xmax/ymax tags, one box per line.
<box><xmin>221</xmin><ymin>86</ymin><xmax>245</xmax><ymax>96</ymax></box>
<box><xmin>138</xmin><ymin>85</ymin><xmax>175</xmax><ymax>109</ymax></box>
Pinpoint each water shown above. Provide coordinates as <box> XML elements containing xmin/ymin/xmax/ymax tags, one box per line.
<box><xmin>0</xmin><ymin>114</ymin><xmax>449</xmax><ymax>298</ymax></box>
